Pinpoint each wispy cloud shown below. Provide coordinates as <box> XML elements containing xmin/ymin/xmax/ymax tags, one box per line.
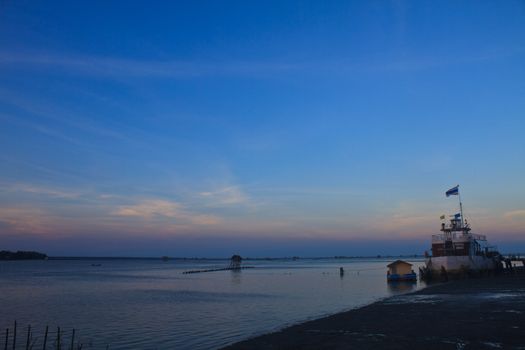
<box><xmin>114</xmin><ymin>199</ymin><xmax>221</xmax><ymax>225</ymax></box>
<box><xmin>0</xmin><ymin>112</ymin><xmax>86</xmax><ymax>146</ymax></box>
<box><xmin>1</xmin><ymin>183</ymin><xmax>81</xmax><ymax>199</ymax></box>
<box><xmin>1</xmin><ymin>46</ymin><xmax>520</xmax><ymax>81</ymax></box>
<box><xmin>0</xmin><ymin>207</ymin><xmax>62</xmax><ymax>234</ymax></box>
<box><xmin>115</xmin><ymin>199</ymin><xmax>183</xmax><ymax>218</ymax></box>
<box><xmin>0</xmin><ymin>52</ymin><xmax>299</xmax><ymax>78</ymax></box>
<box><xmin>0</xmin><ymin>90</ymin><xmax>129</xmax><ymax>142</ymax></box>
<box><xmin>504</xmin><ymin>210</ymin><xmax>525</xmax><ymax>219</ymax></box>
<box><xmin>0</xmin><ymin>155</ymin><xmax>91</xmax><ymax>182</ymax></box>
<box><xmin>200</xmin><ymin>186</ymin><xmax>248</xmax><ymax>206</ymax></box>
<box><xmin>98</xmin><ymin>194</ymin><xmax>120</xmax><ymax>200</ymax></box>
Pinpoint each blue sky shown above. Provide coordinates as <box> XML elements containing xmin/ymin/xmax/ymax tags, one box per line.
<box><xmin>1</xmin><ymin>1</ymin><xmax>524</xmax><ymax>256</ymax></box>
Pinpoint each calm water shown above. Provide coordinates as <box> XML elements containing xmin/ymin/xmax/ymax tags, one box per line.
<box><xmin>0</xmin><ymin>258</ymin><xmax>425</xmax><ymax>349</ymax></box>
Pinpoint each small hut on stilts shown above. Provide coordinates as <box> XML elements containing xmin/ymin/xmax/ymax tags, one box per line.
<box><xmin>229</xmin><ymin>255</ymin><xmax>242</xmax><ymax>270</ymax></box>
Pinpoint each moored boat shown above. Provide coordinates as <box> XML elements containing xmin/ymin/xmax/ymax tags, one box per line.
<box><xmin>387</xmin><ymin>260</ymin><xmax>417</xmax><ymax>281</ymax></box>
<box><xmin>420</xmin><ymin>185</ymin><xmax>501</xmax><ymax>280</ymax></box>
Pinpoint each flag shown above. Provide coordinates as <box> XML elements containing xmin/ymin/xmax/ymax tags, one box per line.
<box><xmin>446</xmin><ymin>185</ymin><xmax>459</xmax><ymax>197</ymax></box>
<box><xmin>440</xmin><ymin>214</ymin><xmax>446</xmax><ymax>220</ymax></box>
<box><xmin>454</xmin><ymin>213</ymin><xmax>461</xmax><ymax>219</ymax></box>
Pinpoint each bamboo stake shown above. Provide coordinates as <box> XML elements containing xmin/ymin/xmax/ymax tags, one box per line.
<box><xmin>42</xmin><ymin>326</ymin><xmax>48</xmax><ymax>350</ymax></box>
<box><xmin>56</xmin><ymin>328</ymin><xmax>60</xmax><ymax>350</ymax></box>
<box><xmin>29</xmin><ymin>336</ymin><xmax>38</xmax><ymax>350</ymax></box>
<box><xmin>69</xmin><ymin>330</ymin><xmax>74</xmax><ymax>350</ymax></box>
<box><xmin>12</xmin><ymin>321</ymin><xmax>16</xmax><ymax>350</ymax></box>
<box><xmin>25</xmin><ymin>325</ymin><xmax>31</xmax><ymax>350</ymax></box>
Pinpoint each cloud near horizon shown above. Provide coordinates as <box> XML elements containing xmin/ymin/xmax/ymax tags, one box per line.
<box><xmin>504</xmin><ymin>210</ymin><xmax>525</xmax><ymax>220</ymax></box>
<box><xmin>114</xmin><ymin>199</ymin><xmax>221</xmax><ymax>225</ymax></box>
<box><xmin>1</xmin><ymin>182</ymin><xmax>524</xmax><ymax>242</ymax></box>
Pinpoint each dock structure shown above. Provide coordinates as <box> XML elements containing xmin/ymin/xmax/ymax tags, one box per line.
<box><xmin>500</xmin><ymin>254</ymin><xmax>525</xmax><ymax>274</ymax></box>
<box><xmin>182</xmin><ymin>254</ymin><xmax>253</xmax><ymax>274</ymax></box>
<box><xmin>182</xmin><ymin>266</ymin><xmax>254</xmax><ymax>274</ymax></box>
<box><xmin>503</xmin><ymin>254</ymin><xmax>525</xmax><ymax>265</ymax></box>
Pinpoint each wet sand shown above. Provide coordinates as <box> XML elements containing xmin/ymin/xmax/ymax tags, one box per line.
<box><xmin>222</xmin><ymin>273</ymin><xmax>525</xmax><ymax>350</ymax></box>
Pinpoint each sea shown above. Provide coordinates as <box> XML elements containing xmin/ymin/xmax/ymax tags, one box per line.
<box><xmin>0</xmin><ymin>258</ymin><xmax>426</xmax><ymax>349</ymax></box>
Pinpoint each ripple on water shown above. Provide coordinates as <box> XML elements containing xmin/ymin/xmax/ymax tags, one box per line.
<box><xmin>136</xmin><ymin>289</ymin><xmax>277</xmax><ymax>303</ymax></box>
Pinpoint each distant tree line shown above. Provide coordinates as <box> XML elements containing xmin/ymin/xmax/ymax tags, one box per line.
<box><xmin>0</xmin><ymin>250</ymin><xmax>47</xmax><ymax>260</ymax></box>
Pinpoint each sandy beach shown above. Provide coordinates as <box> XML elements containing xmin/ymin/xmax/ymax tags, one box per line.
<box><xmin>223</xmin><ymin>273</ymin><xmax>525</xmax><ymax>350</ymax></box>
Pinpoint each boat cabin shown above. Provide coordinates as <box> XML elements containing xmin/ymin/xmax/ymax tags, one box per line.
<box><xmin>431</xmin><ymin>218</ymin><xmax>495</xmax><ymax>258</ymax></box>
<box><xmin>387</xmin><ymin>260</ymin><xmax>413</xmax><ymax>275</ymax></box>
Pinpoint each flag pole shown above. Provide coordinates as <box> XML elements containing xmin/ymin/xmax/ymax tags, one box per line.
<box><xmin>458</xmin><ymin>184</ymin><xmax>464</xmax><ymax>227</ymax></box>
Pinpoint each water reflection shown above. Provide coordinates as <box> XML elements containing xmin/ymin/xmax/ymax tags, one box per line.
<box><xmin>230</xmin><ymin>269</ymin><xmax>241</xmax><ymax>285</ymax></box>
<box><xmin>387</xmin><ymin>281</ymin><xmax>417</xmax><ymax>293</ymax></box>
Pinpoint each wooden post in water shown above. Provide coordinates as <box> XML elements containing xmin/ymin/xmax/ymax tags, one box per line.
<box><xmin>42</xmin><ymin>326</ymin><xmax>48</xmax><ymax>350</ymax></box>
<box><xmin>4</xmin><ymin>328</ymin><xmax>8</xmax><ymax>350</ymax></box>
<box><xmin>12</xmin><ymin>321</ymin><xmax>16</xmax><ymax>350</ymax></box>
<box><xmin>56</xmin><ymin>327</ymin><xmax>60</xmax><ymax>350</ymax></box>
<box><xmin>69</xmin><ymin>329</ymin><xmax>75</xmax><ymax>350</ymax></box>
<box><xmin>25</xmin><ymin>325</ymin><xmax>31</xmax><ymax>350</ymax></box>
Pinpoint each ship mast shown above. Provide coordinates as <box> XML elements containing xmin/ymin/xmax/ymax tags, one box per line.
<box><xmin>445</xmin><ymin>184</ymin><xmax>468</xmax><ymax>233</ymax></box>
<box><xmin>457</xmin><ymin>185</ymin><xmax>465</xmax><ymax>228</ymax></box>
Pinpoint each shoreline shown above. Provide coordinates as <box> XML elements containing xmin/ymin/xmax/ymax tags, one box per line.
<box><xmin>222</xmin><ymin>273</ymin><xmax>525</xmax><ymax>350</ymax></box>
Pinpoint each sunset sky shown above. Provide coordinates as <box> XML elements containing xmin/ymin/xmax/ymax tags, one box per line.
<box><xmin>1</xmin><ymin>1</ymin><xmax>524</xmax><ymax>256</ymax></box>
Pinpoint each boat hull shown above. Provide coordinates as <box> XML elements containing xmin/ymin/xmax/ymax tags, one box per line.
<box><xmin>426</xmin><ymin>255</ymin><xmax>496</xmax><ymax>274</ymax></box>
<box><xmin>387</xmin><ymin>273</ymin><xmax>417</xmax><ymax>282</ymax></box>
